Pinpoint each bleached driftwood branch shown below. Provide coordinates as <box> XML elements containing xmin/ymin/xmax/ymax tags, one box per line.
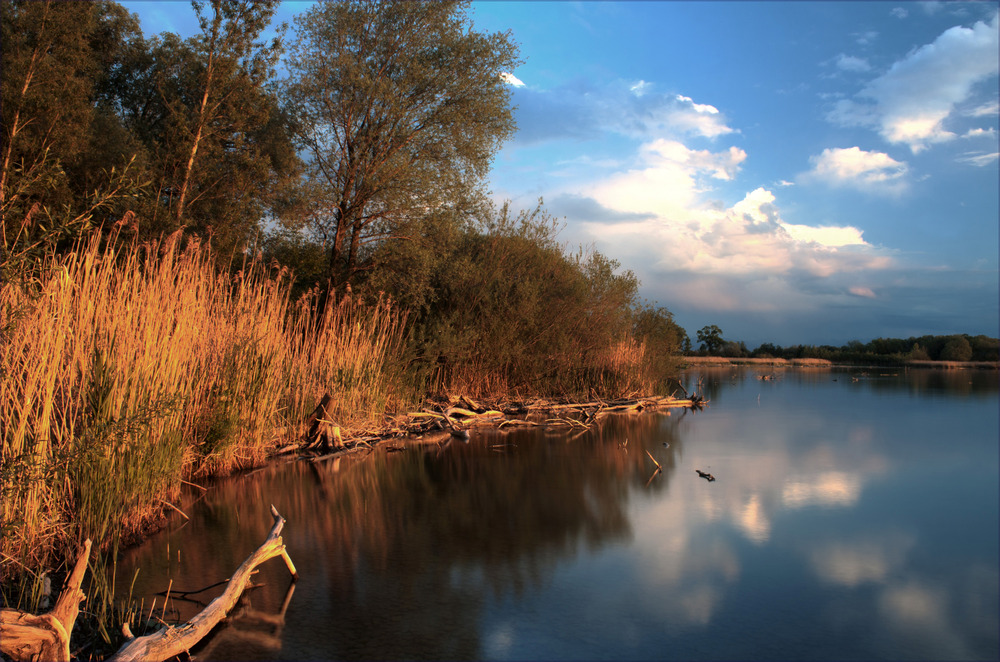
<box><xmin>0</xmin><ymin>508</ymin><xmax>296</xmax><ymax>662</ymax></box>
<box><xmin>108</xmin><ymin>505</ymin><xmax>296</xmax><ymax>662</ymax></box>
<box><xmin>0</xmin><ymin>539</ymin><xmax>91</xmax><ymax>662</ymax></box>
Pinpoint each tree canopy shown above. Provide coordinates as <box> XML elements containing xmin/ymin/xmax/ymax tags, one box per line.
<box><xmin>280</xmin><ymin>0</ymin><xmax>520</xmax><ymax>298</ymax></box>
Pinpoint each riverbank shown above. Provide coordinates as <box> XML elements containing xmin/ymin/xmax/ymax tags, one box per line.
<box><xmin>679</xmin><ymin>356</ymin><xmax>999</xmax><ymax>370</ymax></box>
<box><xmin>1</xmin><ymin>227</ymin><xmax>679</xmax><ymax>654</ymax></box>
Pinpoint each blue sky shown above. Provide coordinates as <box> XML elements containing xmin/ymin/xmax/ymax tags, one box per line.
<box><xmin>125</xmin><ymin>1</ymin><xmax>998</xmax><ymax>347</ymax></box>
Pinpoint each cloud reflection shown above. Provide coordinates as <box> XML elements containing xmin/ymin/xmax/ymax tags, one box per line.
<box><xmin>808</xmin><ymin>532</ymin><xmax>915</xmax><ymax>587</ymax></box>
<box><xmin>781</xmin><ymin>471</ymin><xmax>861</xmax><ymax>508</ymax></box>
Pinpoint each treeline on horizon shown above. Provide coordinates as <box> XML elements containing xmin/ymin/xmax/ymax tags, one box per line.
<box><xmin>687</xmin><ymin>325</ymin><xmax>999</xmax><ymax>364</ymax></box>
<box><xmin>1</xmin><ymin>0</ymin><xmax>686</xmax><ymax>617</ymax></box>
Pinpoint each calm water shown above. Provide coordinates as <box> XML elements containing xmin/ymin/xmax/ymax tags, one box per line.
<box><xmin>115</xmin><ymin>367</ymin><xmax>999</xmax><ymax>661</ymax></box>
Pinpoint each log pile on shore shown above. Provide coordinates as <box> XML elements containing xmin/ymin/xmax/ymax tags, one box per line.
<box><xmin>301</xmin><ymin>393</ymin><xmax>706</xmax><ymax>456</ymax></box>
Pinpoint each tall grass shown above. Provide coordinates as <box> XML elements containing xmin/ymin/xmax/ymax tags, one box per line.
<box><xmin>1</xmin><ymin>228</ymin><xmax>407</xmax><ymax>581</ymax></box>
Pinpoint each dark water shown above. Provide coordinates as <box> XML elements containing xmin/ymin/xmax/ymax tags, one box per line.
<box><xmin>115</xmin><ymin>367</ymin><xmax>999</xmax><ymax>661</ymax></box>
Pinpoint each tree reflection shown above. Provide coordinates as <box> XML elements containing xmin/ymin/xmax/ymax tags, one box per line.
<box><xmin>116</xmin><ymin>412</ymin><xmax>687</xmax><ymax>660</ymax></box>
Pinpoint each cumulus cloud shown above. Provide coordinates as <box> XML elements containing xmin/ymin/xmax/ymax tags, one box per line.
<box><xmin>891</xmin><ymin>7</ymin><xmax>908</xmax><ymax>19</ymax></box>
<box><xmin>508</xmin><ymin>81</ymin><xmax>737</xmax><ymax>147</ymax></box>
<box><xmin>577</xmin><ymin>183</ymin><xmax>892</xmax><ymax>289</ymax></box>
<box><xmin>834</xmin><ymin>53</ymin><xmax>872</xmax><ymax>73</ymax></box>
<box><xmin>802</xmin><ymin>147</ymin><xmax>909</xmax><ymax>193</ymax></box>
<box><xmin>585</xmin><ymin>140</ymin><xmax>746</xmax><ymax>220</ymax></box>
<box><xmin>828</xmin><ymin>12</ymin><xmax>999</xmax><ymax>152</ymax></box>
<box><xmin>849</xmin><ymin>286</ymin><xmax>878</xmax><ymax>298</ymax></box>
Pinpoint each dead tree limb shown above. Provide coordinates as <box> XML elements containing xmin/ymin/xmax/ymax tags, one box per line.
<box><xmin>1</xmin><ymin>539</ymin><xmax>91</xmax><ymax>662</ymax></box>
<box><xmin>107</xmin><ymin>505</ymin><xmax>296</xmax><ymax>662</ymax></box>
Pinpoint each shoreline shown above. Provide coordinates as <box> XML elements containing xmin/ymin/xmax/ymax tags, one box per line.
<box><xmin>678</xmin><ymin>356</ymin><xmax>999</xmax><ymax>370</ymax></box>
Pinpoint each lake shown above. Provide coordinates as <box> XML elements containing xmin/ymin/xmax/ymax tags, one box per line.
<box><xmin>114</xmin><ymin>366</ymin><xmax>999</xmax><ymax>661</ymax></box>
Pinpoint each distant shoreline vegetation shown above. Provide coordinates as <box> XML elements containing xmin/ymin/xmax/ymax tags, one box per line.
<box><xmin>687</xmin><ymin>324</ymin><xmax>998</xmax><ymax>367</ymax></box>
<box><xmin>681</xmin><ymin>356</ymin><xmax>999</xmax><ymax>370</ymax></box>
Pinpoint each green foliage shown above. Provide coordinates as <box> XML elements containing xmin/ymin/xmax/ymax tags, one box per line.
<box><xmin>748</xmin><ymin>333</ymin><xmax>998</xmax><ymax>364</ymax></box>
<box><xmin>696</xmin><ymin>325</ymin><xmax>724</xmax><ymax>355</ymax></box>
<box><xmin>633</xmin><ymin>304</ymin><xmax>685</xmax><ymax>388</ymax></box>
<box><xmin>370</xmin><ymin>200</ymin><xmax>650</xmax><ymax>397</ymax></box>
<box><xmin>940</xmin><ymin>335</ymin><xmax>973</xmax><ymax>362</ymax></box>
<box><xmin>280</xmin><ymin>0</ymin><xmax>519</xmax><ymax>289</ymax></box>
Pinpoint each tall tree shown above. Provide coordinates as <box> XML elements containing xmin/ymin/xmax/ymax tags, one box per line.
<box><xmin>171</xmin><ymin>1</ymin><xmax>281</xmax><ymax>228</ymax></box>
<box><xmin>1</xmin><ymin>0</ymin><xmax>96</xmax><ymax>224</ymax></box>
<box><xmin>107</xmin><ymin>0</ymin><xmax>289</xmax><ymax>254</ymax></box>
<box><xmin>281</xmin><ymin>0</ymin><xmax>519</xmax><ymax>301</ymax></box>
<box><xmin>1</xmin><ymin>0</ymin><xmax>148</xmax><ymax>266</ymax></box>
<box><xmin>697</xmin><ymin>325</ymin><xmax>724</xmax><ymax>355</ymax></box>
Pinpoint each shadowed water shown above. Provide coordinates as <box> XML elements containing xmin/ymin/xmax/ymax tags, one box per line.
<box><xmin>114</xmin><ymin>367</ymin><xmax>999</xmax><ymax>660</ymax></box>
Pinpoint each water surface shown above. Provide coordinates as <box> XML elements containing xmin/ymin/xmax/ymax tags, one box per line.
<box><xmin>116</xmin><ymin>367</ymin><xmax>999</xmax><ymax>660</ymax></box>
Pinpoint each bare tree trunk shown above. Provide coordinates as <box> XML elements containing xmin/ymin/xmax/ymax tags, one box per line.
<box><xmin>0</xmin><ymin>1</ymin><xmax>51</xmax><ymax>208</ymax></box>
<box><xmin>174</xmin><ymin>1</ymin><xmax>220</xmax><ymax>226</ymax></box>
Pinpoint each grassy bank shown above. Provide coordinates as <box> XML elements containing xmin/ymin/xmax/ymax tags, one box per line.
<box><xmin>1</xmin><ymin>230</ymin><xmax>408</xmax><ymax>602</ymax></box>
<box><xmin>1</xmin><ymin>228</ymin><xmax>666</xmax><ymax>617</ymax></box>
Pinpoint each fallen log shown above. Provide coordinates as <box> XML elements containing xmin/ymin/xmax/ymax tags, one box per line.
<box><xmin>1</xmin><ymin>539</ymin><xmax>91</xmax><ymax>662</ymax></box>
<box><xmin>108</xmin><ymin>505</ymin><xmax>296</xmax><ymax>662</ymax></box>
<box><xmin>0</xmin><ymin>510</ymin><xmax>296</xmax><ymax>662</ymax></box>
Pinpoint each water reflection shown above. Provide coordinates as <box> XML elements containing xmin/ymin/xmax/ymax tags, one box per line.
<box><xmin>116</xmin><ymin>368</ymin><xmax>998</xmax><ymax>660</ymax></box>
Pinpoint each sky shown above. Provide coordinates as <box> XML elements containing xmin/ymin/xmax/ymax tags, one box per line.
<box><xmin>124</xmin><ymin>1</ymin><xmax>999</xmax><ymax>347</ymax></box>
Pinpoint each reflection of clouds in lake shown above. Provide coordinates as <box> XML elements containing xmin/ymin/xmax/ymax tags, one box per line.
<box><xmin>678</xmin><ymin>584</ymin><xmax>722</xmax><ymax>626</ymax></box>
<box><xmin>633</xmin><ymin>494</ymin><xmax>740</xmax><ymax>626</ymax></box>
<box><xmin>484</xmin><ymin>622</ymin><xmax>515</xmax><ymax>658</ymax></box>
<box><xmin>878</xmin><ymin>580</ymin><xmax>975</xmax><ymax>659</ymax></box>
<box><xmin>782</xmin><ymin>471</ymin><xmax>861</xmax><ymax>508</ymax></box>
<box><xmin>737</xmin><ymin>493</ymin><xmax>771</xmax><ymax>544</ymax></box>
<box><xmin>808</xmin><ymin>532</ymin><xmax>915</xmax><ymax>586</ymax></box>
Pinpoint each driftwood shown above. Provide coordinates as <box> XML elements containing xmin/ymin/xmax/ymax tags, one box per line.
<box><xmin>304</xmin><ymin>393</ymin><xmax>343</xmax><ymax>451</ymax></box>
<box><xmin>1</xmin><ymin>539</ymin><xmax>91</xmax><ymax>662</ymax></box>
<box><xmin>1</xmin><ymin>509</ymin><xmax>296</xmax><ymax>662</ymax></box>
<box><xmin>297</xmin><ymin>393</ymin><xmax>706</xmax><ymax>459</ymax></box>
<box><xmin>108</xmin><ymin>505</ymin><xmax>296</xmax><ymax>662</ymax></box>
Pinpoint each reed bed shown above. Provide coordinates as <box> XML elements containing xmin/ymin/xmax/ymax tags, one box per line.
<box><xmin>1</xmin><ymin>229</ymin><xmax>407</xmax><ymax>584</ymax></box>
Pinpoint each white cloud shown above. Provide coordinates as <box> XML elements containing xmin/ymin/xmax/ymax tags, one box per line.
<box><xmin>500</xmin><ymin>72</ymin><xmax>525</xmax><ymax>87</ymax></box>
<box><xmin>509</xmin><ymin>82</ymin><xmax>736</xmax><ymax>146</ymax></box>
<box><xmin>964</xmin><ymin>100</ymin><xmax>999</xmax><ymax>117</ymax></box>
<box><xmin>835</xmin><ymin>53</ymin><xmax>872</xmax><ymax>73</ymax></box>
<box><xmin>630</xmin><ymin>80</ymin><xmax>651</xmax><ymax>97</ymax></box>
<box><xmin>956</xmin><ymin>150</ymin><xmax>1000</xmax><ymax>166</ymax></box>
<box><xmin>962</xmin><ymin>127</ymin><xmax>997</xmax><ymax>138</ymax></box>
<box><xmin>854</xmin><ymin>30</ymin><xmax>879</xmax><ymax>46</ymax></box>
<box><xmin>803</xmin><ymin>147</ymin><xmax>909</xmax><ymax>193</ymax></box>
<box><xmin>828</xmin><ymin>12</ymin><xmax>1000</xmax><ymax>152</ymax></box>
<box><xmin>784</xmin><ymin>223</ymin><xmax>867</xmax><ymax>247</ymax></box>
<box><xmin>849</xmin><ymin>286</ymin><xmax>878</xmax><ymax>298</ymax></box>
<box><xmin>891</xmin><ymin>7</ymin><xmax>909</xmax><ymax>19</ymax></box>
<box><xmin>578</xmin><ymin>183</ymin><xmax>892</xmax><ymax>290</ymax></box>
<box><xmin>587</xmin><ymin>140</ymin><xmax>746</xmax><ymax>219</ymax></box>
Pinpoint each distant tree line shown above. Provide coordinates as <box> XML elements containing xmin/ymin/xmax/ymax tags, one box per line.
<box><xmin>690</xmin><ymin>325</ymin><xmax>998</xmax><ymax>364</ymax></box>
<box><xmin>1</xmin><ymin>0</ymin><xmax>686</xmax><ymax>396</ymax></box>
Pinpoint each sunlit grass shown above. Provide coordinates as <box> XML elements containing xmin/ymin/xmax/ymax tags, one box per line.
<box><xmin>1</xmin><ymin>228</ymin><xmax>407</xmax><ymax>580</ymax></box>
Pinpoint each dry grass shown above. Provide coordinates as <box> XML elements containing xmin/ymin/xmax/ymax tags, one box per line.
<box><xmin>1</xmin><ymin>229</ymin><xmax>407</xmax><ymax>577</ymax></box>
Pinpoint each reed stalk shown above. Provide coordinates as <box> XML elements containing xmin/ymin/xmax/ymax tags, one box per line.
<box><xmin>1</xmin><ymin>228</ymin><xmax>408</xmax><ymax>583</ymax></box>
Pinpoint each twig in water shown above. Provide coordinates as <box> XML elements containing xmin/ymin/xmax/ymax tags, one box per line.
<box><xmin>159</xmin><ymin>499</ymin><xmax>189</xmax><ymax>521</ymax></box>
